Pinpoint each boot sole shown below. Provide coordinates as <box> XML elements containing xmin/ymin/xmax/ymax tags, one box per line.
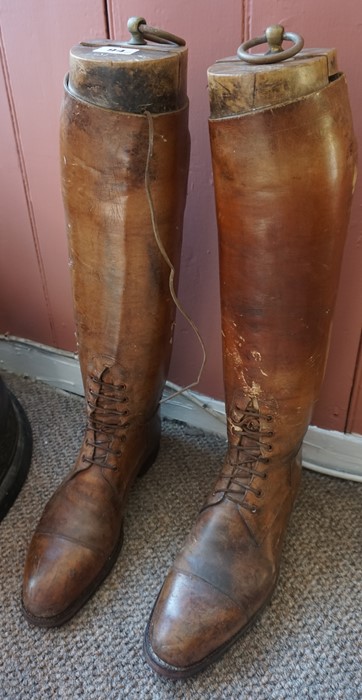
<box><xmin>143</xmin><ymin>585</ymin><xmax>276</xmax><ymax>680</ymax></box>
<box><xmin>22</xmin><ymin>441</ymin><xmax>160</xmax><ymax>628</ymax></box>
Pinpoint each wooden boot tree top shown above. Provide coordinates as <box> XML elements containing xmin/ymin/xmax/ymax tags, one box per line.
<box><xmin>208</xmin><ymin>25</ymin><xmax>338</xmax><ymax>118</ymax></box>
<box><xmin>68</xmin><ymin>17</ymin><xmax>188</xmax><ymax>114</ymax></box>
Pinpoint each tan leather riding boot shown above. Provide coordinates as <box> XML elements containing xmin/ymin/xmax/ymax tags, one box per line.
<box><xmin>144</xmin><ymin>27</ymin><xmax>357</xmax><ymax>678</ymax></box>
<box><xmin>22</xmin><ymin>21</ymin><xmax>190</xmax><ymax>626</ymax></box>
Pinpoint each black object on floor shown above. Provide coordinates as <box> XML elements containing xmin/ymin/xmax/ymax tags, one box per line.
<box><xmin>0</xmin><ymin>375</ymin><xmax>32</xmax><ymax>521</ymax></box>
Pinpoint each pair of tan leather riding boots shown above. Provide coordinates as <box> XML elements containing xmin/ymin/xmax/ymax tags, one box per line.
<box><xmin>22</xmin><ymin>23</ymin><xmax>356</xmax><ymax>679</ymax></box>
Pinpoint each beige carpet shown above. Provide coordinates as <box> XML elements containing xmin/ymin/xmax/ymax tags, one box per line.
<box><xmin>0</xmin><ymin>372</ymin><xmax>361</xmax><ymax>699</ymax></box>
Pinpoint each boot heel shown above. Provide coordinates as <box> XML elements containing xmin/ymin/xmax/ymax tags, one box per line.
<box><xmin>138</xmin><ymin>442</ymin><xmax>160</xmax><ymax>478</ymax></box>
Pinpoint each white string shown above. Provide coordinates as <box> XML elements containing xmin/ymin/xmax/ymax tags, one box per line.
<box><xmin>144</xmin><ymin>110</ymin><xmax>206</xmax><ymax>403</ymax></box>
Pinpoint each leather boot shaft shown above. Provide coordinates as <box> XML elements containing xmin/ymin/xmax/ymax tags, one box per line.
<box><xmin>60</xmin><ymin>78</ymin><xmax>190</xmax><ymax>414</ymax></box>
<box><xmin>209</xmin><ymin>75</ymin><xmax>356</xmax><ymax>452</ymax></box>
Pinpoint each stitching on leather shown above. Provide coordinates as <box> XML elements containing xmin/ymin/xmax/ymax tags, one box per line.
<box><xmin>36</xmin><ymin>530</ymin><xmax>105</xmax><ymax>556</ymax></box>
<box><xmin>172</xmin><ymin>565</ymin><xmax>249</xmax><ymax>617</ymax></box>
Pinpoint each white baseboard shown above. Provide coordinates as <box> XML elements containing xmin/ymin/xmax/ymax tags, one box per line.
<box><xmin>1</xmin><ymin>335</ymin><xmax>361</xmax><ymax>482</ymax></box>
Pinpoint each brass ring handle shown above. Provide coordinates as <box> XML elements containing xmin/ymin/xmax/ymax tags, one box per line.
<box><xmin>127</xmin><ymin>17</ymin><xmax>186</xmax><ymax>46</ymax></box>
<box><xmin>237</xmin><ymin>24</ymin><xmax>304</xmax><ymax>64</ymax></box>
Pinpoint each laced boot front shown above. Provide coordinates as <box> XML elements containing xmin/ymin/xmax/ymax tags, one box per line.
<box><xmin>215</xmin><ymin>398</ymin><xmax>273</xmax><ymax>514</ymax></box>
<box><xmin>22</xmin><ymin>360</ymin><xmax>160</xmax><ymax>626</ymax></box>
<box><xmin>144</xmin><ymin>393</ymin><xmax>301</xmax><ymax>678</ymax></box>
<box><xmin>82</xmin><ymin>368</ymin><xmax>131</xmax><ymax>475</ymax></box>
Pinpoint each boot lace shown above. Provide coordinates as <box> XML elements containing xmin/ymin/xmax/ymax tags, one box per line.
<box><xmin>81</xmin><ymin>374</ymin><xmax>130</xmax><ymax>471</ymax></box>
<box><xmin>214</xmin><ymin>402</ymin><xmax>274</xmax><ymax>513</ymax></box>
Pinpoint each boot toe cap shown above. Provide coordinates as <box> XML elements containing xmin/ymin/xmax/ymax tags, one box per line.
<box><xmin>145</xmin><ymin>568</ymin><xmax>247</xmax><ymax>678</ymax></box>
<box><xmin>22</xmin><ymin>532</ymin><xmax>108</xmax><ymax>625</ymax></box>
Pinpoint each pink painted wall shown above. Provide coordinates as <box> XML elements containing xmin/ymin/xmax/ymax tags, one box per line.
<box><xmin>0</xmin><ymin>0</ymin><xmax>361</xmax><ymax>432</ymax></box>
<box><xmin>0</xmin><ymin>0</ymin><xmax>107</xmax><ymax>348</ymax></box>
<box><xmin>0</xmin><ymin>57</ymin><xmax>51</xmax><ymax>344</ymax></box>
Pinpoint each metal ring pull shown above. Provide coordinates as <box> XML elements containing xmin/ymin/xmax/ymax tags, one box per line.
<box><xmin>127</xmin><ymin>16</ymin><xmax>186</xmax><ymax>46</ymax></box>
<box><xmin>237</xmin><ymin>24</ymin><xmax>304</xmax><ymax>64</ymax></box>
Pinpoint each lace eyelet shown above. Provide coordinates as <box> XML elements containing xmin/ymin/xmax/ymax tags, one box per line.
<box><xmin>266</xmin><ymin>415</ymin><xmax>273</xmax><ymax>422</ymax></box>
<box><xmin>267</xmin><ymin>444</ymin><xmax>273</xmax><ymax>452</ymax></box>
<box><xmin>256</xmin><ymin>490</ymin><xmax>263</xmax><ymax>498</ymax></box>
<box><xmin>251</xmin><ymin>505</ymin><xmax>257</xmax><ymax>514</ymax></box>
